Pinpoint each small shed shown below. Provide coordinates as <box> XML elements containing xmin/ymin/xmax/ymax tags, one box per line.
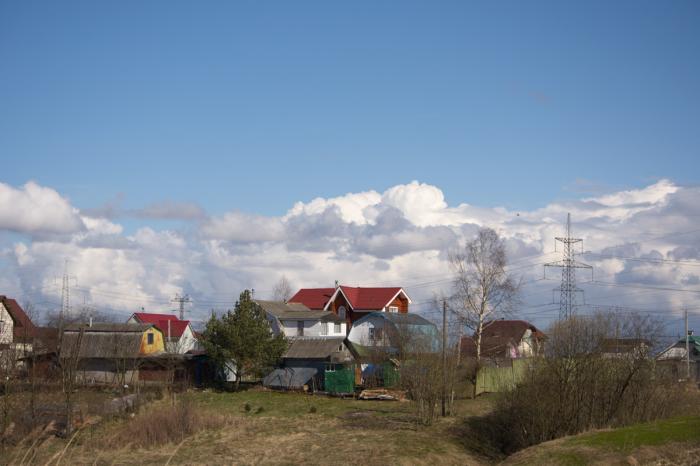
<box><xmin>60</xmin><ymin>323</ymin><xmax>165</xmax><ymax>385</ymax></box>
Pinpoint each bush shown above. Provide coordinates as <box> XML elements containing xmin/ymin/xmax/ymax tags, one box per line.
<box><xmin>465</xmin><ymin>313</ymin><xmax>688</xmax><ymax>455</ymax></box>
<box><xmin>110</xmin><ymin>399</ymin><xmax>227</xmax><ymax>448</ymax></box>
<box><xmin>308</xmin><ymin>406</ymin><xmax>317</xmax><ymax>414</ymax></box>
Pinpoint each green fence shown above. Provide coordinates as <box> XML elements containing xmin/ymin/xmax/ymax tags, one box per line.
<box><xmin>475</xmin><ymin>359</ymin><xmax>528</xmax><ymax>395</ymax></box>
<box><xmin>383</xmin><ymin>362</ymin><xmax>400</xmax><ymax>387</ymax></box>
<box><xmin>325</xmin><ymin>365</ymin><xmax>355</xmax><ymax>394</ymax></box>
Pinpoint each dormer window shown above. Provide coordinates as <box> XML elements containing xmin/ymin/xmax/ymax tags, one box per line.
<box><xmin>388</xmin><ymin>306</ymin><xmax>398</xmax><ymax>313</ymax></box>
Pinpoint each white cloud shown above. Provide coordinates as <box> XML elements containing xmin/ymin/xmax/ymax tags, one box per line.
<box><xmin>2</xmin><ymin>179</ymin><xmax>699</xmax><ymax>331</ymax></box>
<box><xmin>0</xmin><ymin>181</ymin><xmax>84</xmax><ymax>234</ymax></box>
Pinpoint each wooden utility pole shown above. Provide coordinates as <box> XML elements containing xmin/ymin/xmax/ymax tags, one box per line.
<box><xmin>686</xmin><ymin>309</ymin><xmax>690</xmax><ymax>380</ymax></box>
<box><xmin>441</xmin><ymin>299</ymin><xmax>447</xmax><ymax>417</ymax></box>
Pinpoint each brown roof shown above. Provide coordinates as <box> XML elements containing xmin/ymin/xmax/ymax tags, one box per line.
<box><xmin>64</xmin><ymin>323</ymin><xmax>154</xmax><ymax>333</ymax></box>
<box><xmin>461</xmin><ymin>320</ymin><xmax>545</xmax><ymax>359</ymax></box>
<box><xmin>254</xmin><ymin>300</ymin><xmax>343</xmax><ymax>323</ymax></box>
<box><xmin>0</xmin><ymin>295</ymin><xmax>37</xmax><ymax>341</ymax></box>
<box><xmin>60</xmin><ymin>330</ymin><xmax>146</xmax><ymax>359</ymax></box>
<box><xmin>601</xmin><ymin>338</ymin><xmax>651</xmax><ymax>354</ymax></box>
<box><xmin>283</xmin><ymin>337</ymin><xmax>350</xmax><ymax>361</ymax></box>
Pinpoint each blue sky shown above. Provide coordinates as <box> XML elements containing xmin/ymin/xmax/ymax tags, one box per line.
<box><xmin>1</xmin><ymin>2</ymin><xmax>700</xmax><ymax>336</ymax></box>
<box><xmin>2</xmin><ymin>1</ymin><xmax>699</xmax><ymax>217</ymax></box>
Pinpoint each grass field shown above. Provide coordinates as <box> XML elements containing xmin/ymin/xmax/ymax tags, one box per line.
<box><xmin>3</xmin><ymin>388</ymin><xmax>700</xmax><ymax>465</ymax></box>
<box><xmin>2</xmin><ymin>388</ymin><xmax>493</xmax><ymax>465</ymax></box>
<box><xmin>504</xmin><ymin>416</ymin><xmax>700</xmax><ymax>466</ymax></box>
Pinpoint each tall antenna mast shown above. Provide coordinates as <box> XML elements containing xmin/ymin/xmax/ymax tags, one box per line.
<box><xmin>544</xmin><ymin>213</ymin><xmax>592</xmax><ymax>319</ymax></box>
<box><xmin>172</xmin><ymin>293</ymin><xmax>191</xmax><ymax>320</ymax></box>
<box><xmin>59</xmin><ymin>259</ymin><xmax>77</xmax><ymax>335</ymax></box>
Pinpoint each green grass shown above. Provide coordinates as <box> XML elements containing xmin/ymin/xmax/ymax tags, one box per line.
<box><xmin>569</xmin><ymin>416</ymin><xmax>700</xmax><ymax>452</ymax></box>
<box><xmin>186</xmin><ymin>388</ymin><xmax>415</xmax><ymax>418</ymax></box>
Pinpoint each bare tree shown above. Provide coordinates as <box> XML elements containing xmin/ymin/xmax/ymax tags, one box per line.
<box><xmin>450</xmin><ymin>228</ymin><xmax>519</xmax><ymax>363</ymax></box>
<box><xmin>271</xmin><ymin>276</ymin><xmax>293</xmax><ymax>302</ymax></box>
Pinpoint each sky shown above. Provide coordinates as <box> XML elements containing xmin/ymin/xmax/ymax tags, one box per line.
<box><xmin>1</xmin><ymin>1</ymin><xmax>699</xmax><ymax>338</ymax></box>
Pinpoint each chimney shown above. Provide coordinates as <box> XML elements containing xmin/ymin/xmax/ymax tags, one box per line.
<box><xmin>689</xmin><ymin>330</ymin><xmax>694</xmax><ymax>337</ymax></box>
<box><xmin>89</xmin><ymin>316</ymin><xmax>93</xmax><ymax>327</ymax></box>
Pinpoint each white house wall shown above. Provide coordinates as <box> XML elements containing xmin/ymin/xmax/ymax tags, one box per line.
<box><xmin>347</xmin><ymin>316</ymin><xmax>384</xmax><ymax>346</ymax></box>
<box><xmin>0</xmin><ymin>303</ymin><xmax>13</xmax><ymax>345</ymax></box>
<box><xmin>279</xmin><ymin>320</ymin><xmax>346</xmax><ymax>337</ymax></box>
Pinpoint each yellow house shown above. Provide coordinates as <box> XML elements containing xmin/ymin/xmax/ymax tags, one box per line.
<box><xmin>60</xmin><ymin>323</ymin><xmax>166</xmax><ymax>385</ymax></box>
<box><xmin>140</xmin><ymin>325</ymin><xmax>165</xmax><ymax>355</ymax></box>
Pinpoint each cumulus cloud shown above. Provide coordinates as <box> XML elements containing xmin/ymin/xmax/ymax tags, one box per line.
<box><xmin>0</xmin><ymin>181</ymin><xmax>84</xmax><ymax>234</ymax></box>
<box><xmin>1</xmin><ymin>179</ymin><xmax>699</xmax><ymax>330</ymax></box>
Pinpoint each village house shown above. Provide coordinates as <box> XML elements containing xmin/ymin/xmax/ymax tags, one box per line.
<box><xmin>346</xmin><ymin>312</ymin><xmax>438</xmax><ymax>386</ymax></box>
<box><xmin>127</xmin><ymin>312</ymin><xmax>200</xmax><ymax>354</ymax></box>
<box><xmin>600</xmin><ymin>338</ymin><xmax>651</xmax><ymax>358</ymax></box>
<box><xmin>656</xmin><ymin>332</ymin><xmax>700</xmax><ymax>382</ymax></box>
<box><xmin>460</xmin><ymin>319</ymin><xmax>546</xmax><ymax>363</ymax></box>
<box><xmin>0</xmin><ymin>295</ymin><xmax>37</xmax><ymax>350</ymax></box>
<box><xmin>263</xmin><ymin>337</ymin><xmax>354</xmax><ymax>392</ymax></box>
<box><xmin>288</xmin><ymin>285</ymin><xmax>412</xmax><ymax>329</ymax></box>
<box><xmin>60</xmin><ymin>323</ymin><xmax>165</xmax><ymax>385</ymax></box>
<box><xmin>254</xmin><ymin>300</ymin><xmax>346</xmax><ymax>337</ymax></box>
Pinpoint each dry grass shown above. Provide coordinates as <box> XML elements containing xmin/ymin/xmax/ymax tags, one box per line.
<box><xmin>3</xmin><ymin>390</ymin><xmax>489</xmax><ymax>465</ymax></box>
<box><xmin>107</xmin><ymin>398</ymin><xmax>230</xmax><ymax>449</ymax></box>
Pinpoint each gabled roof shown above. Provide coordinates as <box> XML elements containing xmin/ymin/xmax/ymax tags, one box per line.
<box><xmin>254</xmin><ymin>300</ymin><xmax>343</xmax><ymax>323</ymax></box>
<box><xmin>288</xmin><ymin>288</ymin><xmax>335</xmax><ymax>310</ymax></box>
<box><xmin>460</xmin><ymin>319</ymin><xmax>545</xmax><ymax>359</ymax></box>
<box><xmin>289</xmin><ymin>286</ymin><xmax>411</xmax><ymax>311</ymax></box>
<box><xmin>131</xmin><ymin>312</ymin><xmax>178</xmax><ymax>323</ymax></box>
<box><xmin>130</xmin><ymin>312</ymin><xmax>190</xmax><ymax>338</ymax></box>
<box><xmin>0</xmin><ymin>295</ymin><xmax>37</xmax><ymax>340</ymax></box>
<box><xmin>283</xmin><ymin>337</ymin><xmax>349</xmax><ymax>360</ymax></box>
<box><xmin>64</xmin><ymin>323</ymin><xmax>155</xmax><ymax>333</ymax></box>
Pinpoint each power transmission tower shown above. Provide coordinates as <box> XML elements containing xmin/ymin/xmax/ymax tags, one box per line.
<box><xmin>172</xmin><ymin>293</ymin><xmax>191</xmax><ymax>320</ymax></box>
<box><xmin>59</xmin><ymin>259</ymin><xmax>77</xmax><ymax>331</ymax></box>
<box><xmin>544</xmin><ymin>213</ymin><xmax>592</xmax><ymax>320</ymax></box>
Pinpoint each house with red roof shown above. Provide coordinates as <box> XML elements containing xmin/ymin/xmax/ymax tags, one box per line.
<box><xmin>127</xmin><ymin>312</ymin><xmax>200</xmax><ymax>354</ymax></box>
<box><xmin>0</xmin><ymin>295</ymin><xmax>37</xmax><ymax>347</ymax></box>
<box><xmin>288</xmin><ymin>285</ymin><xmax>411</xmax><ymax>328</ymax></box>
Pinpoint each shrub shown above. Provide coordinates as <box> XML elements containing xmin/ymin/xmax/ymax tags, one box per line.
<box><xmin>110</xmin><ymin>399</ymin><xmax>227</xmax><ymax>448</ymax></box>
<box><xmin>244</xmin><ymin>402</ymin><xmax>251</xmax><ymax>413</ymax></box>
<box><xmin>308</xmin><ymin>406</ymin><xmax>317</xmax><ymax>414</ymax></box>
<box><xmin>465</xmin><ymin>312</ymin><xmax>688</xmax><ymax>455</ymax></box>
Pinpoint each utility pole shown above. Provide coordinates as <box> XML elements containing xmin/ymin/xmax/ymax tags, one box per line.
<box><xmin>172</xmin><ymin>293</ymin><xmax>191</xmax><ymax>320</ymax></box>
<box><xmin>441</xmin><ymin>299</ymin><xmax>447</xmax><ymax>417</ymax></box>
<box><xmin>686</xmin><ymin>309</ymin><xmax>690</xmax><ymax>380</ymax></box>
<box><xmin>544</xmin><ymin>213</ymin><xmax>593</xmax><ymax>320</ymax></box>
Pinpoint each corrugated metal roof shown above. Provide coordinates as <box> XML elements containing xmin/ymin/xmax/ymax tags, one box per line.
<box><xmin>283</xmin><ymin>337</ymin><xmax>347</xmax><ymax>359</ymax></box>
<box><xmin>60</xmin><ymin>331</ymin><xmax>146</xmax><ymax>359</ymax></box>
<box><xmin>64</xmin><ymin>323</ymin><xmax>153</xmax><ymax>333</ymax></box>
<box><xmin>255</xmin><ymin>300</ymin><xmax>343</xmax><ymax>322</ymax></box>
<box><xmin>288</xmin><ymin>288</ymin><xmax>335</xmax><ymax>310</ymax></box>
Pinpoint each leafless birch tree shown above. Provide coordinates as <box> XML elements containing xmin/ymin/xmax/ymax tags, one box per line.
<box><xmin>450</xmin><ymin>228</ymin><xmax>519</xmax><ymax>363</ymax></box>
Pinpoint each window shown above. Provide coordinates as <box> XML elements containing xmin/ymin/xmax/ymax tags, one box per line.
<box><xmin>297</xmin><ymin>320</ymin><xmax>304</xmax><ymax>336</ymax></box>
<box><xmin>369</xmin><ymin>327</ymin><xmax>383</xmax><ymax>342</ymax></box>
<box><xmin>388</xmin><ymin>306</ymin><xmax>399</xmax><ymax>313</ymax></box>
<box><xmin>321</xmin><ymin>322</ymin><xmax>328</xmax><ymax>336</ymax></box>
<box><xmin>147</xmin><ymin>333</ymin><xmax>154</xmax><ymax>345</ymax></box>
<box><xmin>334</xmin><ymin>322</ymin><xmax>341</xmax><ymax>334</ymax></box>
<box><xmin>337</xmin><ymin>306</ymin><xmax>346</xmax><ymax>320</ymax></box>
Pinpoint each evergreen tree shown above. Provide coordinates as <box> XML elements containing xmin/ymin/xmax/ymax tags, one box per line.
<box><xmin>203</xmin><ymin>290</ymin><xmax>286</xmax><ymax>387</ymax></box>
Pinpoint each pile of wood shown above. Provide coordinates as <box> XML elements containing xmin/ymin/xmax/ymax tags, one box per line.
<box><xmin>357</xmin><ymin>388</ymin><xmax>407</xmax><ymax>401</ymax></box>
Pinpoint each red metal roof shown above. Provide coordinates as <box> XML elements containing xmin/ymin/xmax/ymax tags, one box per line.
<box><xmin>132</xmin><ymin>312</ymin><xmax>178</xmax><ymax>322</ymax></box>
<box><xmin>289</xmin><ymin>286</ymin><xmax>406</xmax><ymax>311</ymax></box>
<box><xmin>339</xmin><ymin>286</ymin><xmax>403</xmax><ymax>310</ymax></box>
<box><xmin>288</xmin><ymin>288</ymin><xmax>335</xmax><ymax>310</ymax></box>
<box><xmin>0</xmin><ymin>295</ymin><xmax>36</xmax><ymax>341</ymax></box>
<box><xmin>158</xmin><ymin>319</ymin><xmax>189</xmax><ymax>339</ymax></box>
<box><xmin>131</xmin><ymin>312</ymin><xmax>189</xmax><ymax>338</ymax></box>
